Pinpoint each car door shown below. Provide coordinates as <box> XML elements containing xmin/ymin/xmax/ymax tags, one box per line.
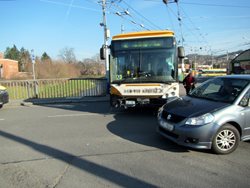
<box><xmin>239</xmin><ymin>89</ymin><xmax>250</xmax><ymax>139</ymax></box>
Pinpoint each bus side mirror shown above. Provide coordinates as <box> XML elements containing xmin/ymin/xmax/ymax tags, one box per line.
<box><xmin>178</xmin><ymin>46</ymin><xmax>185</xmax><ymax>59</ymax></box>
<box><xmin>100</xmin><ymin>45</ymin><xmax>106</xmax><ymax>60</ymax></box>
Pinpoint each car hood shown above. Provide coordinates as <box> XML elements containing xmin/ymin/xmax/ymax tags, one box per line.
<box><xmin>163</xmin><ymin>96</ymin><xmax>231</xmax><ymax>118</ymax></box>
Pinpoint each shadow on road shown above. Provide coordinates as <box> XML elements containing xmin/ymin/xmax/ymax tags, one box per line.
<box><xmin>106</xmin><ymin>107</ymin><xmax>189</xmax><ymax>153</ymax></box>
<box><xmin>31</xmin><ymin>101</ymin><xmax>191</xmax><ymax>153</ymax></box>
<box><xmin>0</xmin><ymin>130</ymin><xmax>157</xmax><ymax>188</ymax></box>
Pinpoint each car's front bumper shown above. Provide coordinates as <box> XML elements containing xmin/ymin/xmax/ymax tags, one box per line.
<box><xmin>157</xmin><ymin>119</ymin><xmax>217</xmax><ymax>149</ymax></box>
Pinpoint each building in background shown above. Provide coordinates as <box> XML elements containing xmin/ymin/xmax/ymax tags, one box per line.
<box><xmin>0</xmin><ymin>52</ymin><xmax>19</xmax><ymax>79</ymax></box>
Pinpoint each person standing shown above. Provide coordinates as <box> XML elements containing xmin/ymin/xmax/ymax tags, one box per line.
<box><xmin>183</xmin><ymin>71</ymin><xmax>196</xmax><ymax>95</ymax></box>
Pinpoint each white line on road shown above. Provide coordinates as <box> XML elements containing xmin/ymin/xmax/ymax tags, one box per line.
<box><xmin>0</xmin><ymin>119</ymin><xmax>5</xmax><ymax>121</ymax></box>
<box><xmin>48</xmin><ymin>113</ymin><xmax>100</xmax><ymax>118</ymax></box>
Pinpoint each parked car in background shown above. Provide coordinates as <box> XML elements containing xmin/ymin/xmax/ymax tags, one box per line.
<box><xmin>0</xmin><ymin>85</ymin><xmax>9</xmax><ymax>108</ymax></box>
<box><xmin>157</xmin><ymin>75</ymin><xmax>250</xmax><ymax>154</ymax></box>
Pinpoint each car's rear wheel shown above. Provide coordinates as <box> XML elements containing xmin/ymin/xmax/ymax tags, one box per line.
<box><xmin>212</xmin><ymin>124</ymin><xmax>240</xmax><ymax>154</ymax></box>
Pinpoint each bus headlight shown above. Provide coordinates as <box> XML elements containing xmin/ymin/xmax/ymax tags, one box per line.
<box><xmin>162</xmin><ymin>94</ymin><xmax>168</xmax><ymax>99</ymax></box>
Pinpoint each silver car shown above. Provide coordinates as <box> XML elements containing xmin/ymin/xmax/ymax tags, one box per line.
<box><xmin>157</xmin><ymin>75</ymin><xmax>250</xmax><ymax>154</ymax></box>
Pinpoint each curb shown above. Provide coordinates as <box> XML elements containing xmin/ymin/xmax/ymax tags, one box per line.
<box><xmin>18</xmin><ymin>96</ymin><xmax>110</xmax><ymax>106</ymax></box>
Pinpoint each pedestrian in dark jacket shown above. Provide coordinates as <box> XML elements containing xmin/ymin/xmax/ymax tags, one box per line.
<box><xmin>183</xmin><ymin>71</ymin><xmax>196</xmax><ymax>95</ymax></box>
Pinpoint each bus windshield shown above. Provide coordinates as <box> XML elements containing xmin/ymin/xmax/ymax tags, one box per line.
<box><xmin>110</xmin><ymin>45</ymin><xmax>177</xmax><ymax>84</ymax></box>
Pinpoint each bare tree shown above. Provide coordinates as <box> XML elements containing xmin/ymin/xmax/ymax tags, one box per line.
<box><xmin>79</xmin><ymin>54</ymin><xmax>105</xmax><ymax>76</ymax></box>
<box><xmin>58</xmin><ymin>47</ymin><xmax>76</xmax><ymax>64</ymax></box>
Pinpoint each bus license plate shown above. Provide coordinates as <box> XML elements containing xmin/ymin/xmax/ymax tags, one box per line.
<box><xmin>160</xmin><ymin>121</ymin><xmax>174</xmax><ymax>131</ymax></box>
<box><xmin>126</xmin><ymin>101</ymin><xmax>136</xmax><ymax>105</ymax></box>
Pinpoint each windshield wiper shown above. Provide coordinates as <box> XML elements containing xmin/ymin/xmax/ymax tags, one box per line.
<box><xmin>112</xmin><ymin>80</ymin><xmax>125</xmax><ymax>85</ymax></box>
<box><xmin>138</xmin><ymin>71</ymin><xmax>152</xmax><ymax>78</ymax></box>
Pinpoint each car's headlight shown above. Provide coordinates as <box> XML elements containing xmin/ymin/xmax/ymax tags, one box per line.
<box><xmin>185</xmin><ymin>113</ymin><xmax>214</xmax><ymax>126</ymax></box>
<box><xmin>157</xmin><ymin>106</ymin><xmax>163</xmax><ymax>119</ymax></box>
<box><xmin>157</xmin><ymin>105</ymin><xmax>165</xmax><ymax>121</ymax></box>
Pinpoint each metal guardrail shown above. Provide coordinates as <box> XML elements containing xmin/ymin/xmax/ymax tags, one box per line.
<box><xmin>0</xmin><ymin>78</ymin><xmax>107</xmax><ymax>100</ymax></box>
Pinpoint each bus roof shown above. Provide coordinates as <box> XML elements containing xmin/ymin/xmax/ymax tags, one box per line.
<box><xmin>112</xmin><ymin>30</ymin><xmax>174</xmax><ymax>41</ymax></box>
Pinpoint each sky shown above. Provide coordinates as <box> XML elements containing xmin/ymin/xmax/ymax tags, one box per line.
<box><xmin>0</xmin><ymin>0</ymin><xmax>250</xmax><ymax>60</ymax></box>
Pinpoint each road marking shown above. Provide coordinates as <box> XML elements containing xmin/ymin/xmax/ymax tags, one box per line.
<box><xmin>48</xmin><ymin>113</ymin><xmax>99</xmax><ymax>118</ymax></box>
<box><xmin>0</xmin><ymin>119</ymin><xmax>5</xmax><ymax>121</ymax></box>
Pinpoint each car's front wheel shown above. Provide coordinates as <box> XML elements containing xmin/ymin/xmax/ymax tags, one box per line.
<box><xmin>212</xmin><ymin>124</ymin><xmax>240</xmax><ymax>154</ymax></box>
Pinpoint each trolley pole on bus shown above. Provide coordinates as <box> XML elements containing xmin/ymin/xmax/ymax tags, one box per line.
<box><xmin>101</xmin><ymin>0</ymin><xmax>110</xmax><ymax>93</ymax></box>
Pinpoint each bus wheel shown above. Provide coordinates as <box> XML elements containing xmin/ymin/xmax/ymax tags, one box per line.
<box><xmin>110</xmin><ymin>95</ymin><xmax>120</xmax><ymax>108</ymax></box>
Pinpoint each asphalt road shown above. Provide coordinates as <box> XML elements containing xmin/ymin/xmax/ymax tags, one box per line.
<box><xmin>0</xmin><ymin>99</ymin><xmax>250</xmax><ymax>188</ymax></box>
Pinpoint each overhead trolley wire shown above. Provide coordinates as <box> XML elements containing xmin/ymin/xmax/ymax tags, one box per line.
<box><xmin>179</xmin><ymin>6</ymin><xmax>210</xmax><ymax>45</ymax></box>
<box><xmin>144</xmin><ymin>0</ymin><xmax>250</xmax><ymax>9</ymax></box>
<box><xmin>108</xmin><ymin>0</ymin><xmax>158</xmax><ymax>31</ymax></box>
<box><xmin>121</xmin><ymin>0</ymin><xmax>163</xmax><ymax>30</ymax></box>
<box><xmin>181</xmin><ymin>2</ymin><xmax>250</xmax><ymax>9</ymax></box>
<box><xmin>108</xmin><ymin>1</ymin><xmax>151</xmax><ymax>31</ymax></box>
<box><xmin>39</xmin><ymin>0</ymin><xmax>101</xmax><ymax>12</ymax></box>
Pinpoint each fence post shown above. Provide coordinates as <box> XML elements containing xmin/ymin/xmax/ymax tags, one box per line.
<box><xmin>27</xmin><ymin>81</ymin><xmax>31</xmax><ymax>98</ymax></box>
<box><xmin>34</xmin><ymin>80</ymin><xmax>38</xmax><ymax>98</ymax></box>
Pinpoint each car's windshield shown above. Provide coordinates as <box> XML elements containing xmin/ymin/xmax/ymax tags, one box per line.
<box><xmin>110</xmin><ymin>48</ymin><xmax>176</xmax><ymax>84</ymax></box>
<box><xmin>189</xmin><ymin>77</ymin><xmax>249</xmax><ymax>103</ymax></box>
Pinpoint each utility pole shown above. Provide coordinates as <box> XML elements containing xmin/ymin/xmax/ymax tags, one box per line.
<box><xmin>101</xmin><ymin>0</ymin><xmax>110</xmax><ymax>87</ymax></box>
<box><xmin>31</xmin><ymin>49</ymin><xmax>38</xmax><ymax>98</ymax></box>
<box><xmin>31</xmin><ymin>49</ymin><xmax>36</xmax><ymax>80</ymax></box>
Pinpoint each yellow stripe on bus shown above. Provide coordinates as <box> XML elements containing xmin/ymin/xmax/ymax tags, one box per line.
<box><xmin>112</xmin><ymin>30</ymin><xmax>174</xmax><ymax>40</ymax></box>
